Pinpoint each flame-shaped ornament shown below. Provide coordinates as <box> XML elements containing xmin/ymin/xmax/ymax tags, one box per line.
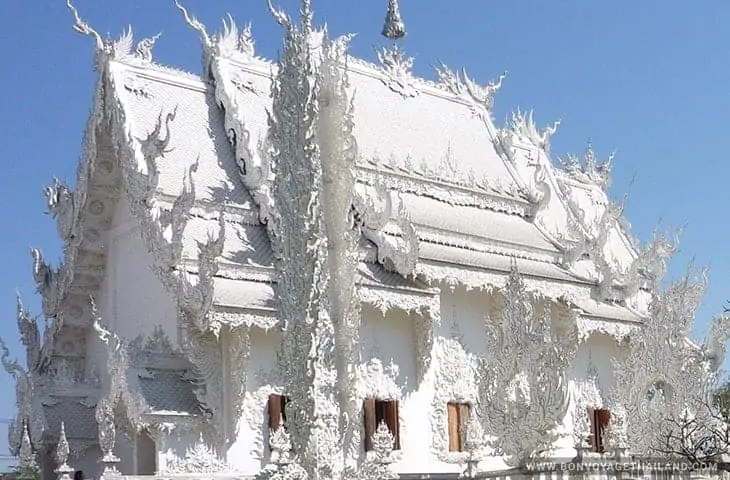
<box><xmin>382</xmin><ymin>0</ymin><xmax>406</xmax><ymax>40</ymax></box>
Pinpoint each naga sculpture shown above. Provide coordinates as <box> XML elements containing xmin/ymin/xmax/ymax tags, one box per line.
<box><xmin>44</xmin><ymin>177</ymin><xmax>76</xmax><ymax>242</ymax></box>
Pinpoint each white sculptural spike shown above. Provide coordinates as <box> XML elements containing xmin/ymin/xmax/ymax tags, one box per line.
<box><xmin>382</xmin><ymin>0</ymin><xmax>406</xmax><ymax>40</ymax></box>
<box><xmin>18</xmin><ymin>421</ymin><xmax>36</xmax><ymax>471</ymax></box>
<box><xmin>55</xmin><ymin>422</ymin><xmax>74</xmax><ymax>480</ymax></box>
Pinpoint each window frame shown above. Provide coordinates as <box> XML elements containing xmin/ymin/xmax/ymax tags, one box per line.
<box><xmin>363</xmin><ymin>397</ymin><xmax>401</xmax><ymax>452</ymax></box>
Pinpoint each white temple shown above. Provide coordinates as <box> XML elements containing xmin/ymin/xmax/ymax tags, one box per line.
<box><xmin>4</xmin><ymin>1</ymin><xmax>730</xmax><ymax>479</ymax></box>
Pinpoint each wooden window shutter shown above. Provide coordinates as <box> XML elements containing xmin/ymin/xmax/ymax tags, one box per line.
<box><xmin>363</xmin><ymin>398</ymin><xmax>376</xmax><ymax>452</ymax></box>
<box><xmin>386</xmin><ymin>400</ymin><xmax>400</xmax><ymax>450</ymax></box>
<box><xmin>268</xmin><ymin>394</ymin><xmax>283</xmax><ymax>431</ymax></box>
<box><xmin>447</xmin><ymin>403</ymin><xmax>460</xmax><ymax>452</ymax></box>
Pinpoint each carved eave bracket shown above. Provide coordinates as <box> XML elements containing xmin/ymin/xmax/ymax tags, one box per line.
<box><xmin>435</xmin><ymin>64</ymin><xmax>507</xmax><ymax>117</ymax></box>
<box><xmin>354</xmin><ymin>185</ymin><xmax>419</xmax><ymax>278</ymax></box>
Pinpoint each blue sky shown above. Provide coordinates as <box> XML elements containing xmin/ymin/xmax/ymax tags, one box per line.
<box><xmin>0</xmin><ymin>0</ymin><xmax>729</xmax><ymax>462</ymax></box>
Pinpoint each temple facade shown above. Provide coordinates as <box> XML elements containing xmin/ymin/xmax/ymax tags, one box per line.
<box><xmin>4</xmin><ymin>1</ymin><xmax>730</xmax><ymax>480</ymax></box>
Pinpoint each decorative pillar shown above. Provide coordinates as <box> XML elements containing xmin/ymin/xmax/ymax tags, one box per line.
<box><xmin>604</xmin><ymin>407</ymin><xmax>629</xmax><ymax>461</ymax></box>
<box><xmin>355</xmin><ymin>422</ymin><xmax>398</xmax><ymax>480</ymax></box>
<box><xmin>96</xmin><ymin>398</ymin><xmax>120</xmax><ymax>478</ymax></box>
<box><xmin>462</xmin><ymin>414</ymin><xmax>485</xmax><ymax>478</ymax></box>
<box><xmin>54</xmin><ymin>423</ymin><xmax>74</xmax><ymax>480</ymax></box>
<box><xmin>262</xmin><ymin>420</ymin><xmax>308</xmax><ymax>480</ymax></box>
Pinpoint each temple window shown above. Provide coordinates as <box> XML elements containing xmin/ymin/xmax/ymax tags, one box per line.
<box><xmin>447</xmin><ymin>402</ymin><xmax>471</xmax><ymax>452</ymax></box>
<box><xmin>363</xmin><ymin>398</ymin><xmax>400</xmax><ymax>451</ymax></box>
<box><xmin>588</xmin><ymin>408</ymin><xmax>611</xmax><ymax>453</ymax></box>
<box><xmin>268</xmin><ymin>393</ymin><xmax>289</xmax><ymax>432</ymax></box>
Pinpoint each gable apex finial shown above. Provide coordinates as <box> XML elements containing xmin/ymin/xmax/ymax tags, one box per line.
<box><xmin>382</xmin><ymin>0</ymin><xmax>406</xmax><ymax>40</ymax></box>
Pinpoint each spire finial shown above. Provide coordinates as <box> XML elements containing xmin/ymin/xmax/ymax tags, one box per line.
<box><xmin>381</xmin><ymin>0</ymin><xmax>406</xmax><ymax>40</ymax></box>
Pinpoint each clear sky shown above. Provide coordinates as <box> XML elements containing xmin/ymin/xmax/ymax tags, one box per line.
<box><xmin>0</xmin><ymin>0</ymin><xmax>729</xmax><ymax>462</ymax></box>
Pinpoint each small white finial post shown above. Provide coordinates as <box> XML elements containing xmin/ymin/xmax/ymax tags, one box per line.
<box><xmin>18</xmin><ymin>421</ymin><xmax>38</xmax><ymax>480</ymax></box>
<box><xmin>55</xmin><ymin>423</ymin><xmax>74</xmax><ymax>480</ymax></box>
<box><xmin>382</xmin><ymin>0</ymin><xmax>406</xmax><ymax>40</ymax></box>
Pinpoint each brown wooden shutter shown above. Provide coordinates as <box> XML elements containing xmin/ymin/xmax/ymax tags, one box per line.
<box><xmin>447</xmin><ymin>403</ymin><xmax>460</xmax><ymax>452</ymax></box>
<box><xmin>363</xmin><ymin>398</ymin><xmax>376</xmax><ymax>452</ymax></box>
<box><xmin>269</xmin><ymin>394</ymin><xmax>283</xmax><ymax>431</ymax></box>
<box><xmin>386</xmin><ymin>400</ymin><xmax>400</xmax><ymax>450</ymax></box>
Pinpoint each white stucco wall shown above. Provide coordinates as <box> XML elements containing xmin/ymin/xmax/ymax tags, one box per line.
<box><xmin>228</xmin><ymin>326</ymin><xmax>282</xmax><ymax>474</ymax></box>
<box><xmin>358</xmin><ymin>305</ymin><xmax>423</xmax><ymax>470</ymax></box>
<box><xmin>100</xmin><ymin>196</ymin><xmax>178</xmax><ymax>344</ymax></box>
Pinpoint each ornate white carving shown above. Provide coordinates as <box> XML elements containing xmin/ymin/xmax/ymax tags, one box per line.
<box><xmin>184</xmin><ymin>3</ymin><xmax>272</xmax><ymax>224</ymax></box>
<box><xmin>477</xmin><ymin>266</ymin><xmax>577</xmax><ymax>466</ymax></box>
<box><xmin>435</xmin><ymin>64</ymin><xmax>506</xmax><ymax>115</ymax></box>
<box><xmin>508</xmin><ymin>109</ymin><xmax>561</xmax><ymax>156</ymax></box>
<box><xmin>357</xmin><ymin>157</ymin><xmax>528</xmax><ymax>215</ymax></box>
<box><xmin>92</xmin><ymin>302</ymin><xmax>148</xmax><ymax>439</ymax></box>
<box><xmin>355</xmin><ymin>359</ymin><xmax>401</xmax><ymax>401</ymax></box>
<box><xmin>45</xmin><ymin>178</ymin><xmax>76</xmax><ymax>241</ymax></box>
<box><xmin>18</xmin><ymin>422</ymin><xmax>37</xmax><ymax>472</ymax></box>
<box><xmin>127</xmin><ymin>325</ymin><xmax>179</xmax><ymax>366</ymax></box>
<box><xmin>376</xmin><ymin>45</ymin><xmax>418</xmax><ymax>98</ymax></box>
<box><xmin>66</xmin><ymin>2</ymin><xmax>161</xmax><ymax>69</ymax></box>
<box><xmin>181</xmin><ymin>329</ymin><xmax>223</xmax><ymax>428</ymax></box>
<box><xmin>353</xmin><ymin>185</ymin><xmax>419</xmax><ymax>277</ymax></box>
<box><xmin>257</xmin><ymin>425</ymin><xmax>309</xmax><ymax>480</ymax></box>
<box><xmin>430</xmin><ymin>325</ymin><xmax>479</xmax><ymax>461</ymax></box>
<box><xmin>165</xmin><ymin>434</ymin><xmax>231</xmax><ymax>474</ymax></box>
<box><xmin>138</xmin><ymin>107</ymin><xmax>177</xmax><ymax>206</ymax></box>
<box><xmin>559</xmin><ymin>141</ymin><xmax>614</xmax><ymax>191</ymax></box>
<box><xmin>353</xmin><ymin>422</ymin><xmax>398</xmax><ymax>480</ymax></box>
<box><xmin>54</xmin><ymin>422</ymin><xmax>74</xmax><ymax>480</ymax></box>
<box><xmin>0</xmin><ymin>299</ymin><xmax>48</xmax><ymax>456</ymax></box>
<box><xmin>610</xmin><ymin>266</ymin><xmax>730</xmax><ymax>454</ymax></box>
<box><xmin>174</xmin><ymin>1</ymin><xmax>257</xmax><ymax>77</ymax></box>
<box><xmin>264</xmin><ymin>7</ymin><xmax>350</xmax><ymax>477</ymax></box>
